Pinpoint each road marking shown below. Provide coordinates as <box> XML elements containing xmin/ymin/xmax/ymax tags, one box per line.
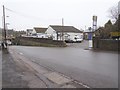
<box><xmin>74</xmin><ymin>81</ymin><xmax>90</xmax><ymax>88</ymax></box>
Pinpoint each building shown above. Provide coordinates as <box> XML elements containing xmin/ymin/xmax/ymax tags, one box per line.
<box><xmin>45</xmin><ymin>25</ymin><xmax>83</xmax><ymax>42</ymax></box>
<box><xmin>26</xmin><ymin>27</ymin><xmax>47</xmax><ymax>38</ymax></box>
<box><xmin>26</xmin><ymin>29</ymin><xmax>33</xmax><ymax>36</ymax></box>
<box><xmin>33</xmin><ymin>27</ymin><xmax>47</xmax><ymax>38</ymax></box>
<box><xmin>84</xmin><ymin>27</ymin><xmax>94</xmax><ymax>40</ymax></box>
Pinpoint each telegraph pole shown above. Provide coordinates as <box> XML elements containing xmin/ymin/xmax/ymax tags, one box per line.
<box><xmin>62</xmin><ymin>18</ymin><xmax>64</xmax><ymax>41</ymax></box>
<box><xmin>3</xmin><ymin>5</ymin><xmax>6</xmax><ymax>41</ymax></box>
<box><xmin>62</xmin><ymin>18</ymin><xmax>64</xmax><ymax>26</ymax></box>
<box><xmin>3</xmin><ymin>5</ymin><xmax>7</xmax><ymax>48</ymax></box>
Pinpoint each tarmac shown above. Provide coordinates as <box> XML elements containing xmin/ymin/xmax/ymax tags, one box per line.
<box><xmin>2</xmin><ymin>48</ymin><xmax>89</xmax><ymax>89</ymax></box>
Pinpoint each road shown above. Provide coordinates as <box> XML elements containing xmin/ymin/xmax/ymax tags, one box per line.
<box><xmin>8</xmin><ymin>41</ymin><xmax>118</xmax><ymax>88</ymax></box>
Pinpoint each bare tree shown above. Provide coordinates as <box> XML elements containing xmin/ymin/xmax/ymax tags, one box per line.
<box><xmin>118</xmin><ymin>1</ymin><xmax>120</xmax><ymax>16</ymax></box>
<box><xmin>108</xmin><ymin>5</ymin><xmax>118</xmax><ymax>22</ymax></box>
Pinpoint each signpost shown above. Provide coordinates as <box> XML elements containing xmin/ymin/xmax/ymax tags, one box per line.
<box><xmin>89</xmin><ymin>16</ymin><xmax>97</xmax><ymax>49</ymax></box>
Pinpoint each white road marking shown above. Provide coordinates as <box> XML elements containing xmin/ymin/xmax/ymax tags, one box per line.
<box><xmin>74</xmin><ymin>80</ymin><xmax>90</xmax><ymax>88</ymax></box>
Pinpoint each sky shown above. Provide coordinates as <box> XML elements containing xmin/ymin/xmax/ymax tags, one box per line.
<box><xmin>0</xmin><ymin>0</ymin><xmax>119</xmax><ymax>31</ymax></box>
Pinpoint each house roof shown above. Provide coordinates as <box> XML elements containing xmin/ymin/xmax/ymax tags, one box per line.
<box><xmin>50</xmin><ymin>25</ymin><xmax>83</xmax><ymax>33</ymax></box>
<box><xmin>26</xmin><ymin>29</ymin><xmax>33</xmax><ymax>32</ymax></box>
<box><xmin>34</xmin><ymin>27</ymin><xmax>47</xmax><ymax>33</ymax></box>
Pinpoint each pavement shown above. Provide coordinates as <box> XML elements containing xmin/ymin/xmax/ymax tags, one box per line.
<box><xmin>2</xmin><ymin>49</ymin><xmax>28</xmax><ymax>88</ymax></box>
<box><xmin>2</xmin><ymin>48</ymin><xmax>89</xmax><ymax>88</ymax></box>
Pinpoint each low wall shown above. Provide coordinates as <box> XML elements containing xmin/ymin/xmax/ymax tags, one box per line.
<box><xmin>12</xmin><ymin>37</ymin><xmax>67</xmax><ymax>47</ymax></box>
<box><xmin>93</xmin><ymin>37</ymin><xmax>119</xmax><ymax>51</ymax></box>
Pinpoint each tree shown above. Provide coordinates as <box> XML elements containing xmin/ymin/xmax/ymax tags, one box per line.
<box><xmin>104</xmin><ymin>20</ymin><xmax>112</xmax><ymax>28</ymax></box>
<box><xmin>108</xmin><ymin>5</ymin><xmax>118</xmax><ymax>22</ymax></box>
<box><xmin>94</xmin><ymin>20</ymin><xmax>113</xmax><ymax>39</ymax></box>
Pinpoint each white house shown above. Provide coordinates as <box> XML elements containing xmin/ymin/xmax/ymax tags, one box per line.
<box><xmin>45</xmin><ymin>25</ymin><xmax>83</xmax><ymax>42</ymax></box>
<box><xmin>26</xmin><ymin>29</ymin><xmax>34</xmax><ymax>36</ymax></box>
<box><xmin>33</xmin><ymin>27</ymin><xmax>47</xmax><ymax>38</ymax></box>
<box><xmin>26</xmin><ymin>27</ymin><xmax>47</xmax><ymax>38</ymax></box>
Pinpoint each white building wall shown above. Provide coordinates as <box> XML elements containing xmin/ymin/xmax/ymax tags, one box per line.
<box><xmin>45</xmin><ymin>26</ymin><xmax>55</xmax><ymax>35</ymax></box>
<box><xmin>52</xmin><ymin>33</ymin><xmax>57</xmax><ymax>40</ymax></box>
<box><xmin>32</xmin><ymin>29</ymin><xmax>37</xmax><ymax>34</ymax></box>
<box><xmin>45</xmin><ymin>26</ymin><xmax>57</xmax><ymax>40</ymax></box>
<box><xmin>37</xmin><ymin>33</ymin><xmax>47</xmax><ymax>38</ymax></box>
<box><xmin>26</xmin><ymin>30</ymin><xmax>33</xmax><ymax>36</ymax></box>
<box><xmin>45</xmin><ymin>26</ymin><xmax>83</xmax><ymax>41</ymax></box>
<box><xmin>64</xmin><ymin>33</ymin><xmax>83</xmax><ymax>41</ymax></box>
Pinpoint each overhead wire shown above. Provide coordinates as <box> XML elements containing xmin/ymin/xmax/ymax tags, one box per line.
<box><xmin>3</xmin><ymin>6</ymin><xmax>62</xmax><ymax>30</ymax></box>
<box><xmin>5</xmin><ymin>7</ymin><xmax>61</xmax><ymax>21</ymax></box>
<box><xmin>5</xmin><ymin>7</ymin><xmax>43</xmax><ymax>20</ymax></box>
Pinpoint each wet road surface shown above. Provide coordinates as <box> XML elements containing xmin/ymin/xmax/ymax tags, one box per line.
<box><xmin>9</xmin><ymin>41</ymin><xmax>118</xmax><ymax>88</ymax></box>
<box><xmin>0</xmin><ymin>50</ymin><xmax>2</xmax><ymax>89</ymax></box>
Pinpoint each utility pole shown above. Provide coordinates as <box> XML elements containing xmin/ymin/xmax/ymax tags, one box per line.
<box><xmin>62</xmin><ymin>18</ymin><xmax>64</xmax><ymax>41</ymax></box>
<box><xmin>62</xmin><ymin>18</ymin><xmax>64</xmax><ymax>26</ymax></box>
<box><xmin>3</xmin><ymin>5</ymin><xmax>7</xmax><ymax>48</ymax></box>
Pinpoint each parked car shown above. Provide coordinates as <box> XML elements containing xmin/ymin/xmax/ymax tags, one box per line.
<box><xmin>76</xmin><ymin>38</ymin><xmax>83</xmax><ymax>42</ymax></box>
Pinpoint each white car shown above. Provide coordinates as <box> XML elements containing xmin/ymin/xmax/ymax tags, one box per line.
<box><xmin>76</xmin><ymin>38</ymin><xmax>83</xmax><ymax>42</ymax></box>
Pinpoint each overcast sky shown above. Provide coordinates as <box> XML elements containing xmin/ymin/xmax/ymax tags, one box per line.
<box><xmin>0</xmin><ymin>0</ymin><xmax>119</xmax><ymax>31</ymax></box>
